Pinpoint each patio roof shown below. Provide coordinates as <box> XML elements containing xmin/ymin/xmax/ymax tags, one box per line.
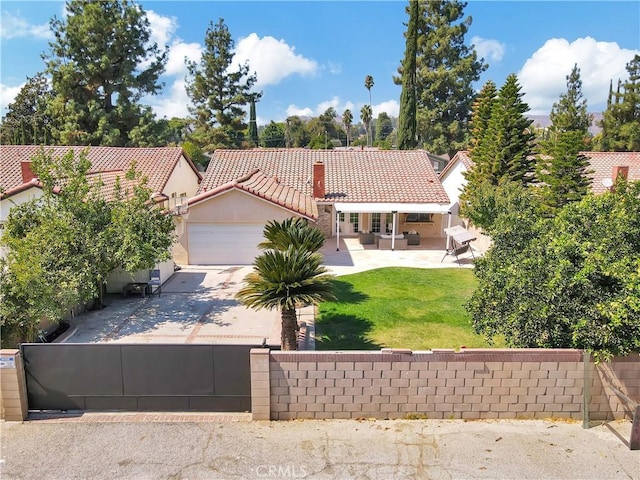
<box><xmin>333</xmin><ymin>202</ymin><xmax>451</xmax><ymax>214</ymax></box>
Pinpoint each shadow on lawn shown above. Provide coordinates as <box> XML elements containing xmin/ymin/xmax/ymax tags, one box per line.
<box><xmin>315</xmin><ymin>280</ymin><xmax>382</xmax><ymax>350</ymax></box>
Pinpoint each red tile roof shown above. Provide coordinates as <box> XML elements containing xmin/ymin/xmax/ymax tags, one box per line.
<box><xmin>199</xmin><ymin>149</ymin><xmax>449</xmax><ymax>204</ymax></box>
<box><xmin>583</xmin><ymin>151</ymin><xmax>640</xmax><ymax>194</ymax></box>
<box><xmin>0</xmin><ymin>145</ymin><xmax>201</xmax><ymax>200</ymax></box>
<box><xmin>190</xmin><ymin>169</ymin><xmax>318</xmax><ymax>220</ymax></box>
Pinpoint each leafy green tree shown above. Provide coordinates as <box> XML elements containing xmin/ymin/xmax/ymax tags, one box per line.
<box><xmin>44</xmin><ymin>0</ymin><xmax>167</xmax><ymax>146</ymax></box>
<box><xmin>597</xmin><ymin>54</ymin><xmax>640</xmax><ymax>151</ymax></box>
<box><xmin>186</xmin><ymin>18</ymin><xmax>260</xmax><ymax>150</ymax></box>
<box><xmin>469</xmin><ymin>180</ymin><xmax>640</xmax><ymax>360</ymax></box>
<box><xmin>307</xmin><ymin>108</ymin><xmax>342</xmax><ymax>143</ymax></box>
<box><xmin>0</xmin><ymin>73</ymin><xmax>54</xmax><ymax>145</ymax></box>
<box><xmin>342</xmin><ymin>109</ymin><xmax>353</xmax><ymax>147</ymax></box>
<box><xmin>236</xmin><ymin>219</ymin><xmax>334</xmax><ymax>350</ymax></box>
<box><xmin>181</xmin><ymin>140</ymin><xmax>208</xmax><ymax>169</ymax></box>
<box><xmin>375</xmin><ymin>112</ymin><xmax>394</xmax><ymax>143</ymax></box>
<box><xmin>397</xmin><ymin>0</ymin><xmax>418</xmax><ymax>150</ymax></box>
<box><xmin>360</xmin><ymin>105</ymin><xmax>373</xmax><ymax>147</ymax></box>
<box><xmin>285</xmin><ymin>116</ymin><xmax>310</xmax><ymax>148</ymax></box>
<box><xmin>260</xmin><ymin>121</ymin><xmax>286</xmax><ymax>148</ymax></box>
<box><xmin>396</xmin><ymin>0</ymin><xmax>487</xmax><ymax>157</ymax></box>
<box><xmin>0</xmin><ymin>148</ymin><xmax>175</xmax><ymax>344</ymax></box>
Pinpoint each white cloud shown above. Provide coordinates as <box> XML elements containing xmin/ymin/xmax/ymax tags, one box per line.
<box><xmin>146</xmin><ymin>10</ymin><xmax>177</xmax><ymax>49</ymax></box>
<box><xmin>518</xmin><ymin>37</ymin><xmax>639</xmax><ymax>115</ymax></box>
<box><xmin>0</xmin><ymin>11</ymin><xmax>50</xmax><ymax>39</ymax></box>
<box><xmin>147</xmin><ymin>79</ymin><xmax>191</xmax><ymax>119</ymax></box>
<box><xmin>234</xmin><ymin>33</ymin><xmax>318</xmax><ymax>87</ymax></box>
<box><xmin>285</xmin><ymin>105</ymin><xmax>314</xmax><ymax>118</ymax></box>
<box><xmin>0</xmin><ymin>83</ymin><xmax>23</xmax><ymax>112</ymax></box>
<box><xmin>327</xmin><ymin>61</ymin><xmax>342</xmax><ymax>75</ymax></box>
<box><xmin>472</xmin><ymin>36</ymin><xmax>505</xmax><ymax>63</ymax></box>
<box><xmin>166</xmin><ymin>40</ymin><xmax>201</xmax><ymax>77</ymax></box>
<box><xmin>372</xmin><ymin>100</ymin><xmax>399</xmax><ymax>118</ymax></box>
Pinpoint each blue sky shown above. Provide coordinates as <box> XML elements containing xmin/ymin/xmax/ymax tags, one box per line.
<box><xmin>1</xmin><ymin>1</ymin><xmax>639</xmax><ymax>126</ymax></box>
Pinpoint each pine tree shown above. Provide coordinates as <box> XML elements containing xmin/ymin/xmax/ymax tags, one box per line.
<box><xmin>397</xmin><ymin>0</ymin><xmax>487</xmax><ymax>157</ymax></box>
<box><xmin>599</xmin><ymin>54</ymin><xmax>640</xmax><ymax>151</ymax></box>
<box><xmin>482</xmin><ymin>74</ymin><xmax>536</xmax><ymax>185</ymax></box>
<box><xmin>248</xmin><ymin>95</ymin><xmax>259</xmax><ymax>147</ymax></box>
<box><xmin>536</xmin><ymin>65</ymin><xmax>593</xmax><ymax>213</ymax></box>
<box><xmin>397</xmin><ymin>0</ymin><xmax>418</xmax><ymax>150</ymax></box>
<box><xmin>186</xmin><ymin>18</ymin><xmax>261</xmax><ymax>150</ymax></box>
<box><xmin>44</xmin><ymin>0</ymin><xmax>167</xmax><ymax>146</ymax></box>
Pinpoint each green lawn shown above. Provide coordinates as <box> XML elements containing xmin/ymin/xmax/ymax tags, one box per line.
<box><xmin>316</xmin><ymin>267</ymin><xmax>503</xmax><ymax>350</ymax></box>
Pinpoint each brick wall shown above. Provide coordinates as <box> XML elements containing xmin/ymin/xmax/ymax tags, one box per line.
<box><xmin>590</xmin><ymin>356</ymin><xmax>640</xmax><ymax>421</ymax></box>
<box><xmin>252</xmin><ymin>348</ymin><xmax>639</xmax><ymax>421</ymax></box>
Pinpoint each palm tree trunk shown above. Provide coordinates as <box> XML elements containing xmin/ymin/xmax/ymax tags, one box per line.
<box><xmin>280</xmin><ymin>308</ymin><xmax>298</xmax><ymax>350</ymax></box>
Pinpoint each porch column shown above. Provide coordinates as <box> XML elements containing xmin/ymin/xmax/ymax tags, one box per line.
<box><xmin>446</xmin><ymin>211</ymin><xmax>453</xmax><ymax>250</ymax></box>
<box><xmin>336</xmin><ymin>210</ymin><xmax>341</xmax><ymax>251</ymax></box>
<box><xmin>391</xmin><ymin>211</ymin><xmax>397</xmax><ymax>251</ymax></box>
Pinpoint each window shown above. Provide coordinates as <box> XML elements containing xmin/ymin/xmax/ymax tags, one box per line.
<box><xmin>339</xmin><ymin>212</ymin><xmax>345</xmax><ymax>222</ymax></box>
<box><xmin>371</xmin><ymin>213</ymin><xmax>381</xmax><ymax>233</ymax></box>
<box><xmin>350</xmin><ymin>213</ymin><xmax>359</xmax><ymax>233</ymax></box>
<box><xmin>406</xmin><ymin>213</ymin><xmax>432</xmax><ymax>223</ymax></box>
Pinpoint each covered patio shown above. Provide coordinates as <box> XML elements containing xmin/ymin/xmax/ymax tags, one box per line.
<box><xmin>331</xmin><ymin>202</ymin><xmax>458</xmax><ymax>252</ymax></box>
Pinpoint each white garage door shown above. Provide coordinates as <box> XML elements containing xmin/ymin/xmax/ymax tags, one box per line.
<box><xmin>188</xmin><ymin>224</ymin><xmax>265</xmax><ymax>265</ymax></box>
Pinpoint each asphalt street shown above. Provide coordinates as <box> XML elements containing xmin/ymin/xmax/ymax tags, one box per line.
<box><xmin>1</xmin><ymin>417</ymin><xmax>638</xmax><ymax>479</ymax></box>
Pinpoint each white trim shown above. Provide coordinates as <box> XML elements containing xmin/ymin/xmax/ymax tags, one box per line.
<box><xmin>333</xmin><ymin>202</ymin><xmax>450</xmax><ymax>214</ymax></box>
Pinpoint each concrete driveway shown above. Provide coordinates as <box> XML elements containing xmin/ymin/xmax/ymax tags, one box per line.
<box><xmin>66</xmin><ymin>266</ymin><xmax>282</xmax><ymax>346</ymax></box>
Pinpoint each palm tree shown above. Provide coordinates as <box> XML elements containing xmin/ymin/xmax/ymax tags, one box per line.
<box><xmin>259</xmin><ymin>217</ymin><xmax>326</xmax><ymax>253</ymax></box>
<box><xmin>236</xmin><ymin>247</ymin><xmax>335</xmax><ymax>350</ymax></box>
<box><xmin>365</xmin><ymin>75</ymin><xmax>374</xmax><ymax>108</ymax></box>
<box><xmin>360</xmin><ymin>104</ymin><xmax>372</xmax><ymax>147</ymax></box>
<box><xmin>342</xmin><ymin>109</ymin><xmax>353</xmax><ymax>147</ymax></box>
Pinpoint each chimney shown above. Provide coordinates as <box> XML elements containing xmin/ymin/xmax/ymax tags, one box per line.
<box><xmin>313</xmin><ymin>161</ymin><xmax>325</xmax><ymax>199</ymax></box>
<box><xmin>612</xmin><ymin>165</ymin><xmax>629</xmax><ymax>182</ymax></box>
<box><xmin>21</xmin><ymin>161</ymin><xmax>36</xmax><ymax>183</ymax></box>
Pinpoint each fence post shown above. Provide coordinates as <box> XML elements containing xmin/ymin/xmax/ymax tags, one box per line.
<box><xmin>0</xmin><ymin>349</ymin><xmax>29</xmax><ymax>421</ymax></box>
<box><xmin>582</xmin><ymin>351</ymin><xmax>590</xmax><ymax>429</ymax></box>
<box><xmin>250</xmin><ymin>349</ymin><xmax>271</xmax><ymax>421</ymax></box>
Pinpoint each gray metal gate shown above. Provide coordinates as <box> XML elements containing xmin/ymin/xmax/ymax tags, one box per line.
<box><xmin>21</xmin><ymin>343</ymin><xmax>260</xmax><ymax>412</ymax></box>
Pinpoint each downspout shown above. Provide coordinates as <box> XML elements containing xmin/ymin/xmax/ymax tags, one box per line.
<box><xmin>391</xmin><ymin>211</ymin><xmax>397</xmax><ymax>251</ymax></box>
<box><xmin>336</xmin><ymin>210</ymin><xmax>341</xmax><ymax>251</ymax></box>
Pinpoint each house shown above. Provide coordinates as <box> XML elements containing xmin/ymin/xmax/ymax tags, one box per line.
<box><xmin>1</xmin><ymin>145</ymin><xmax>202</xmax><ymax>288</ymax></box>
<box><xmin>175</xmin><ymin>149</ymin><xmax>451</xmax><ymax>265</ymax></box>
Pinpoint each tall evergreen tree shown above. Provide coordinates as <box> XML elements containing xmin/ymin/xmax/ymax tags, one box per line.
<box><xmin>536</xmin><ymin>65</ymin><xmax>593</xmax><ymax>213</ymax></box>
<box><xmin>598</xmin><ymin>54</ymin><xmax>640</xmax><ymax>151</ymax></box>
<box><xmin>248</xmin><ymin>95</ymin><xmax>259</xmax><ymax>147</ymax></box>
<box><xmin>397</xmin><ymin>0</ymin><xmax>419</xmax><ymax>150</ymax></box>
<box><xmin>396</xmin><ymin>0</ymin><xmax>487</xmax><ymax>157</ymax></box>
<box><xmin>44</xmin><ymin>0</ymin><xmax>167</xmax><ymax>146</ymax></box>
<box><xmin>548</xmin><ymin>64</ymin><xmax>593</xmax><ymax>136</ymax></box>
<box><xmin>186</xmin><ymin>18</ymin><xmax>261</xmax><ymax>150</ymax></box>
<box><xmin>0</xmin><ymin>73</ymin><xmax>54</xmax><ymax>145</ymax></box>
<box><xmin>482</xmin><ymin>74</ymin><xmax>536</xmax><ymax>185</ymax></box>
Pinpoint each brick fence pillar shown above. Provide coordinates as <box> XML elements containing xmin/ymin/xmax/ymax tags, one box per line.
<box><xmin>250</xmin><ymin>348</ymin><xmax>271</xmax><ymax>420</ymax></box>
<box><xmin>0</xmin><ymin>349</ymin><xmax>28</xmax><ymax>421</ymax></box>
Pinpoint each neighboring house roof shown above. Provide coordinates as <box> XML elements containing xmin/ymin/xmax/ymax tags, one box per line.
<box><xmin>199</xmin><ymin>149</ymin><xmax>449</xmax><ymax>204</ymax></box>
<box><xmin>583</xmin><ymin>151</ymin><xmax>640</xmax><ymax>195</ymax></box>
<box><xmin>0</xmin><ymin>145</ymin><xmax>202</xmax><ymax>200</ymax></box>
<box><xmin>438</xmin><ymin>150</ymin><xmax>473</xmax><ymax>179</ymax></box>
<box><xmin>190</xmin><ymin>169</ymin><xmax>318</xmax><ymax>220</ymax></box>
<box><xmin>0</xmin><ymin>178</ymin><xmax>44</xmax><ymax>200</ymax></box>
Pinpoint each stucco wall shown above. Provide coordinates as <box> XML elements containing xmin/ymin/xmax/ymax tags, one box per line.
<box><xmin>163</xmin><ymin>155</ymin><xmax>201</xmax><ymax>199</ymax></box>
<box><xmin>253</xmin><ymin>349</ymin><xmax>639</xmax><ymax>422</ymax></box>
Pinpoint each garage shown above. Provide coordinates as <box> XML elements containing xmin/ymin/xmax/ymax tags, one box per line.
<box><xmin>188</xmin><ymin>224</ymin><xmax>265</xmax><ymax>265</ymax></box>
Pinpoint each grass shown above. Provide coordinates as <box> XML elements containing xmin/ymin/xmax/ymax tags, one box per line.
<box><xmin>316</xmin><ymin>267</ymin><xmax>504</xmax><ymax>351</ymax></box>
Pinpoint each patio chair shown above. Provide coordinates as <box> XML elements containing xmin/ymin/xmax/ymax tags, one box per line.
<box><xmin>441</xmin><ymin>240</ymin><xmax>475</xmax><ymax>266</ymax></box>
